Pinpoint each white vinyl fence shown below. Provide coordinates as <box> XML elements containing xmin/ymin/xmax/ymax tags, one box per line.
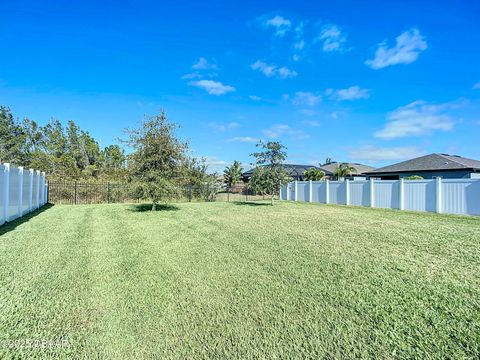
<box><xmin>280</xmin><ymin>178</ymin><xmax>480</xmax><ymax>216</ymax></box>
<box><xmin>0</xmin><ymin>163</ymin><xmax>48</xmax><ymax>226</ymax></box>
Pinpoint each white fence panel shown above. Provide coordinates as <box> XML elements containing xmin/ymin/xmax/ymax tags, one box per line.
<box><xmin>297</xmin><ymin>182</ymin><xmax>308</xmax><ymax>202</ymax></box>
<box><xmin>329</xmin><ymin>181</ymin><xmax>346</xmax><ymax>205</ymax></box>
<box><xmin>0</xmin><ymin>165</ymin><xmax>5</xmax><ymax>225</ymax></box>
<box><xmin>312</xmin><ymin>181</ymin><xmax>326</xmax><ymax>203</ymax></box>
<box><xmin>0</xmin><ymin>163</ymin><xmax>48</xmax><ymax>227</ymax></box>
<box><xmin>374</xmin><ymin>180</ymin><xmax>400</xmax><ymax>209</ymax></box>
<box><xmin>442</xmin><ymin>179</ymin><xmax>480</xmax><ymax>216</ymax></box>
<box><xmin>404</xmin><ymin>180</ymin><xmax>436</xmax><ymax>213</ymax></box>
<box><xmin>8</xmin><ymin>166</ymin><xmax>21</xmax><ymax>221</ymax></box>
<box><xmin>349</xmin><ymin>181</ymin><xmax>370</xmax><ymax>206</ymax></box>
<box><xmin>280</xmin><ymin>185</ymin><xmax>288</xmax><ymax>201</ymax></box>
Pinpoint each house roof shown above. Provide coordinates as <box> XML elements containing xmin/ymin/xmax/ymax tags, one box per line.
<box><xmin>242</xmin><ymin>164</ymin><xmax>318</xmax><ymax>177</ymax></box>
<box><xmin>365</xmin><ymin>153</ymin><xmax>480</xmax><ymax>174</ymax></box>
<box><xmin>319</xmin><ymin>162</ymin><xmax>375</xmax><ymax>175</ymax></box>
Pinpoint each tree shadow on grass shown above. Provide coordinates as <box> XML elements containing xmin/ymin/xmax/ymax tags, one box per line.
<box><xmin>232</xmin><ymin>201</ymin><xmax>272</xmax><ymax>207</ymax></box>
<box><xmin>127</xmin><ymin>203</ymin><xmax>180</xmax><ymax>212</ymax></box>
<box><xmin>0</xmin><ymin>203</ymin><xmax>54</xmax><ymax>236</ymax></box>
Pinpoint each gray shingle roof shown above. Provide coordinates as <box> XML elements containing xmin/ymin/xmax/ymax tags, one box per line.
<box><xmin>319</xmin><ymin>162</ymin><xmax>375</xmax><ymax>175</ymax></box>
<box><xmin>365</xmin><ymin>153</ymin><xmax>480</xmax><ymax>174</ymax></box>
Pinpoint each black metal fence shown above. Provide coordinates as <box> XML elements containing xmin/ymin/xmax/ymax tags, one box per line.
<box><xmin>47</xmin><ymin>181</ymin><xmax>273</xmax><ymax>205</ymax></box>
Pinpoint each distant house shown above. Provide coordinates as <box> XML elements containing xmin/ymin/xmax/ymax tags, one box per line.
<box><xmin>318</xmin><ymin>162</ymin><xmax>375</xmax><ymax>180</ymax></box>
<box><xmin>242</xmin><ymin>162</ymin><xmax>375</xmax><ymax>182</ymax></box>
<box><xmin>242</xmin><ymin>164</ymin><xmax>319</xmax><ymax>182</ymax></box>
<box><xmin>364</xmin><ymin>153</ymin><xmax>480</xmax><ymax>180</ymax></box>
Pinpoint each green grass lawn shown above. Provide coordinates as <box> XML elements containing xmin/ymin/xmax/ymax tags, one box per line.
<box><xmin>1</xmin><ymin>202</ymin><xmax>480</xmax><ymax>359</ymax></box>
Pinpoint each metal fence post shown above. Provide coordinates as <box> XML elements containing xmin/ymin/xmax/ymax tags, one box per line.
<box><xmin>107</xmin><ymin>182</ymin><xmax>111</xmax><ymax>203</ymax></box>
<box><xmin>74</xmin><ymin>180</ymin><xmax>77</xmax><ymax>205</ymax></box>
<box><xmin>189</xmin><ymin>184</ymin><xmax>192</xmax><ymax>202</ymax></box>
<box><xmin>3</xmin><ymin>163</ymin><xmax>10</xmax><ymax>222</ymax></box>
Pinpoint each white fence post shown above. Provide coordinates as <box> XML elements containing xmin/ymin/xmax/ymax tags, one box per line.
<box><xmin>18</xmin><ymin>167</ymin><xmax>24</xmax><ymax>217</ymax></box>
<box><xmin>399</xmin><ymin>179</ymin><xmax>404</xmax><ymax>210</ymax></box>
<box><xmin>286</xmin><ymin>183</ymin><xmax>291</xmax><ymax>201</ymax></box>
<box><xmin>308</xmin><ymin>180</ymin><xmax>313</xmax><ymax>202</ymax></box>
<box><xmin>436</xmin><ymin>177</ymin><xmax>442</xmax><ymax>213</ymax></box>
<box><xmin>2</xmin><ymin>163</ymin><xmax>10</xmax><ymax>221</ymax></box>
<box><xmin>35</xmin><ymin>170</ymin><xmax>40</xmax><ymax>209</ymax></box>
<box><xmin>345</xmin><ymin>179</ymin><xmax>350</xmax><ymax>206</ymax></box>
<box><xmin>370</xmin><ymin>178</ymin><xmax>375</xmax><ymax>208</ymax></box>
<box><xmin>28</xmin><ymin>169</ymin><xmax>34</xmax><ymax>212</ymax></box>
<box><xmin>294</xmin><ymin>181</ymin><xmax>298</xmax><ymax>201</ymax></box>
<box><xmin>325</xmin><ymin>180</ymin><xmax>330</xmax><ymax>204</ymax></box>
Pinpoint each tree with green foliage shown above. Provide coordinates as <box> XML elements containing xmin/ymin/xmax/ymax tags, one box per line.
<box><xmin>304</xmin><ymin>167</ymin><xmax>325</xmax><ymax>181</ymax></box>
<box><xmin>249</xmin><ymin>141</ymin><xmax>290</xmax><ymax>205</ymax></box>
<box><xmin>122</xmin><ymin>111</ymin><xmax>188</xmax><ymax>210</ymax></box>
<box><xmin>334</xmin><ymin>163</ymin><xmax>357</xmax><ymax>180</ymax></box>
<box><xmin>223</xmin><ymin>160</ymin><xmax>243</xmax><ymax>189</ymax></box>
<box><xmin>404</xmin><ymin>175</ymin><xmax>424</xmax><ymax>180</ymax></box>
<box><xmin>0</xmin><ymin>106</ymin><xmax>28</xmax><ymax>165</ymax></box>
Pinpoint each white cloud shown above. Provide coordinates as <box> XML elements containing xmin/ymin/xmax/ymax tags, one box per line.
<box><xmin>349</xmin><ymin>146</ymin><xmax>424</xmax><ymax>163</ymax></box>
<box><xmin>473</xmin><ymin>82</ymin><xmax>480</xmax><ymax>90</ymax></box>
<box><xmin>227</xmin><ymin>136</ymin><xmax>260</xmax><ymax>143</ymax></box>
<box><xmin>189</xmin><ymin>80</ymin><xmax>235</xmax><ymax>95</ymax></box>
<box><xmin>264</xmin><ymin>15</ymin><xmax>292</xmax><ymax>37</ymax></box>
<box><xmin>299</xmin><ymin>109</ymin><xmax>317</xmax><ymax>116</ymax></box>
<box><xmin>204</xmin><ymin>156</ymin><xmax>228</xmax><ymax>173</ymax></box>
<box><xmin>294</xmin><ymin>39</ymin><xmax>305</xmax><ymax>50</ymax></box>
<box><xmin>328</xmin><ymin>86</ymin><xmax>370</xmax><ymax>101</ymax></box>
<box><xmin>249</xmin><ymin>95</ymin><xmax>262</xmax><ymax>101</ymax></box>
<box><xmin>375</xmin><ymin>100</ymin><xmax>454</xmax><ymax>139</ymax></box>
<box><xmin>263</xmin><ymin>124</ymin><xmax>309</xmax><ymax>139</ymax></box>
<box><xmin>181</xmin><ymin>72</ymin><xmax>202</xmax><ymax>80</ymax></box>
<box><xmin>192</xmin><ymin>57</ymin><xmax>217</xmax><ymax>70</ymax></box>
<box><xmin>366</xmin><ymin>28</ymin><xmax>427</xmax><ymax>69</ymax></box>
<box><xmin>302</xmin><ymin>120</ymin><xmax>320</xmax><ymax>127</ymax></box>
<box><xmin>292</xmin><ymin>91</ymin><xmax>322</xmax><ymax>106</ymax></box>
<box><xmin>317</xmin><ymin>24</ymin><xmax>346</xmax><ymax>52</ymax></box>
<box><xmin>251</xmin><ymin>60</ymin><xmax>297</xmax><ymax>79</ymax></box>
<box><xmin>207</xmin><ymin>122</ymin><xmax>240</xmax><ymax>132</ymax></box>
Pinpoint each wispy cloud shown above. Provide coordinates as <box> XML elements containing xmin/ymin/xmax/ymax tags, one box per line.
<box><xmin>349</xmin><ymin>145</ymin><xmax>424</xmax><ymax>163</ymax></box>
<box><xmin>375</xmin><ymin>100</ymin><xmax>454</xmax><ymax>139</ymax></box>
<box><xmin>192</xmin><ymin>57</ymin><xmax>217</xmax><ymax>70</ymax></box>
<box><xmin>204</xmin><ymin>156</ymin><xmax>228</xmax><ymax>173</ymax></box>
<box><xmin>316</xmin><ymin>24</ymin><xmax>347</xmax><ymax>52</ymax></box>
<box><xmin>251</xmin><ymin>60</ymin><xmax>297</xmax><ymax>79</ymax></box>
<box><xmin>249</xmin><ymin>95</ymin><xmax>262</xmax><ymax>101</ymax></box>
<box><xmin>473</xmin><ymin>81</ymin><xmax>480</xmax><ymax>90</ymax></box>
<box><xmin>263</xmin><ymin>124</ymin><xmax>309</xmax><ymax>139</ymax></box>
<box><xmin>207</xmin><ymin>122</ymin><xmax>240</xmax><ymax>132</ymax></box>
<box><xmin>366</xmin><ymin>28</ymin><xmax>427</xmax><ymax>69</ymax></box>
<box><xmin>302</xmin><ymin>120</ymin><xmax>320</xmax><ymax>127</ymax></box>
<box><xmin>264</xmin><ymin>15</ymin><xmax>292</xmax><ymax>37</ymax></box>
<box><xmin>299</xmin><ymin>109</ymin><xmax>317</xmax><ymax>116</ymax></box>
<box><xmin>181</xmin><ymin>72</ymin><xmax>202</xmax><ymax>80</ymax></box>
<box><xmin>327</xmin><ymin>86</ymin><xmax>370</xmax><ymax>101</ymax></box>
<box><xmin>227</xmin><ymin>136</ymin><xmax>260</xmax><ymax>143</ymax></box>
<box><xmin>189</xmin><ymin>80</ymin><xmax>235</xmax><ymax>95</ymax></box>
<box><xmin>292</xmin><ymin>91</ymin><xmax>322</xmax><ymax>106</ymax></box>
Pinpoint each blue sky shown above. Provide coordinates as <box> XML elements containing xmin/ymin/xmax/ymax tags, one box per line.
<box><xmin>1</xmin><ymin>0</ymin><xmax>480</xmax><ymax>172</ymax></box>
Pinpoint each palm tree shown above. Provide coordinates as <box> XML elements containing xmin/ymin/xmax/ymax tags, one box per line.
<box><xmin>304</xmin><ymin>168</ymin><xmax>325</xmax><ymax>181</ymax></box>
<box><xmin>334</xmin><ymin>163</ymin><xmax>357</xmax><ymax>180</ymax></box>
<box><xmin>223</xmin><ymin>160</ymin><xmax>243</xmax><ymax>189</ymax></box>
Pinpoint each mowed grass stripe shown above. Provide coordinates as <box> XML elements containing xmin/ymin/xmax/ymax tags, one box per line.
<box><xmin>1</xmin><ymin>202</ymin><xmax>479</xmax><ymax>358</ymax></box>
